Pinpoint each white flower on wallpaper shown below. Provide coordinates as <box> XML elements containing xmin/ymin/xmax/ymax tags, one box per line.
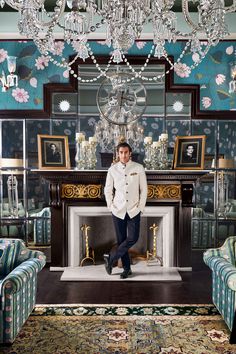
<box><xmin>136</xmin><ymin>41</ymin><xmax>146</xmax><ymax>49</ymax></box>
<box><xmin>12</xmin><ymin>88</ymin><xmax>29</xmax><ymax>103</ymax></box>
<box><xmin>0</xmin><ymin>48</ymin><xmax>8</xmax><ymax>63</ymax></box>
<box><xmin>51</xmin><ymin>41</ymin><xmax>65</xmax><ymax>56</ymax></box>
<box><xmin>202</xmin><ymin>97</ymin><xmax>212</xmax><ymax>109</ymax></box>
<box><xmin>35</xmin><ymin>55</ymin><xmax>50</xmax><ymax>70</ymax></box>
<box><xmin>215</xmin><ymin>74</ymin><xmax>226</xmax><ymax>85</ymax></box>
<box><xmin>226</xmin><ymin>46</ymin><xmax>234</xmax><ymax>55</ymax></box>
<box><xmin>30</xmin><ymin>77</ymin><xmax>37</xmax><ymax>88</ymax></box>
<box><xmin>174</xmin><ymin>63</ymin><xmax>191</xmax><ymax>78</ymax></box>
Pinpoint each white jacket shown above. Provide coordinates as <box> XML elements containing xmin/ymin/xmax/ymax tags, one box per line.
<box><xmin>104</xmin><ymin>160</ymin><xmax>148</xmax><ymax>219</ymax></box>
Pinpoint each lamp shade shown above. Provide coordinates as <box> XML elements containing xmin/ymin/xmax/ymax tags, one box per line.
<box><xmin>0</xmin><ymin>158</ymin><xmax>24</xmax><ymax>174</ymax></box>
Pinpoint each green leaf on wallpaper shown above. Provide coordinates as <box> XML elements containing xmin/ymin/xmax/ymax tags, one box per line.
<box><xmin>18</xmin><ymin>45</ymin><xmax>37</xmax><ymax>58</ymax></box>
<box><xmin>34</xmin><ymin>98</ymin><xmax>42</xmax><ymax>105</ymax></box>
<box><xmin>195</xmin><ymin>73</ymin><xmax>203</xmax><ymax>80</ymax></box>
<box><xmin>209</xmin><ymin>51</ymin><xmax>223</xmax><ymax>64</ymax></box>
<box><xmin>48</xmin><ymin>75</ymin><xmax>61</xmax><ymax>82</ymax></box>
<box><xmin>18</xmin><ymin>65</ymin><xmax>32</xmax><ymax>80</ymax></box>
<box><xmin>217</xmin><ymin>90</ymin><xmax>231</xmax><ymax>100</ymax></box>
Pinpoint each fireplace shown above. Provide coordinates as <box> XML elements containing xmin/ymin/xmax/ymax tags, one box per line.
<box><xmin>34</xmin><ymin>170</ymin><xmax>207</xmax><ymax>269</ymax></box>
<box><xmin>68</xmin><ymin>206</ymin><xmax>175</xmax><ymax>268</ymax></box>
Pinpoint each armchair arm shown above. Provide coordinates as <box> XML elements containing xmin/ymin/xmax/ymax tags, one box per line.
<box><xmin>204</xmin><ymin>256</ymin><xmax>236</xmax><ymax>291</ymax></box>
<box><xmin>0</xmin><ymin>258</ymin><xmax>45</xmax><ymax>306</ymax></box>
<box><xmin>16</xmin><ymin>248</ymin><xmax>46</xmax><ymax>267</ymax></box>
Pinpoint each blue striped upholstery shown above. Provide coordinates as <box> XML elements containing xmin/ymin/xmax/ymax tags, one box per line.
<box><xmin>203</xmin><ymin>236</ymin><xmax>236</xmax><ymax>333</ymax></box>
<box><xmin>0</xmin><ymin>238</ymin><xmax>46</xmax><ymax>343</ymax></box>
<box><xmin>31</xmin><ymin>207</ymin><xmax>51</xmax><ymax>245</ymax></box>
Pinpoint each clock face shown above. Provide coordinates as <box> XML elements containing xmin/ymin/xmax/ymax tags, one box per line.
<box><xmin>97</xmin><ymin>72</ymin><xmax>147</xmax><ymax>125</ymax></box>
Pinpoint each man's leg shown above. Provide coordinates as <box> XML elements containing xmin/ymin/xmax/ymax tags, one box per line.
<box><xmin>110</xmin><ymin>213</ymin><xmax>128</xmax><ymax>268</ymax></box>
<box><xmin>112</xmin><ymin>212</ymin><xmax>141</xmax><ymax>270</ymax></box>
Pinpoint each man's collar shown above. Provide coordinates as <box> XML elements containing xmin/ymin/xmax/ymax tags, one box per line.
<box><xmin>118</xmin><ymin>159</ymin><xmax>132</xmax><ymax>168</ymax></box>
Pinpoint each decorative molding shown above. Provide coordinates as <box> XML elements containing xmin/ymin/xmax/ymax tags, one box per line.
<box><xmin>61</xmin><ymin>183</ymin><xmax>102</xmax><ymax>199</ymax></box>
<box><xmin>147</xmin><ymin>184</ymin><xmax>181</xmax><ymax>200</ymax></box>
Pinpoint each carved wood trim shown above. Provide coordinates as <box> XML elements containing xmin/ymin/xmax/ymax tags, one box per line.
<box><xmin>61</xmin><ymin>183</ymin><xmax>102</xmax><ymax>199</ymax></box>
<box><xmin>147</xmin><ymin>184</ymin><xmax>181</xmax><ymax>200</ymax></box>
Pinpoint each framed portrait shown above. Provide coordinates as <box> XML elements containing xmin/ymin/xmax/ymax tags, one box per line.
<box><xmin>37</xmin><ymin>135</ymin><xmax>71</xmax><ymax>169</ymax></box>
<box><xmin>173</xmin><ymin>135</ymin><xmax>206</xmax><ymax>170</ymax></box>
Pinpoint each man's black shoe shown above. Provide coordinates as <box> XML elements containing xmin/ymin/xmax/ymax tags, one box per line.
<box><xmin>103</xmin><ymin>254</ymin><xmax>112</xmax><ymax>275</ymax></box>
<box><xmin>120</xmin><ymin>269</ymin><xmax>132</xmax><ymax>279</ymax></box>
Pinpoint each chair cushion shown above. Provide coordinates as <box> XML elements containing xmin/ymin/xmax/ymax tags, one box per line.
<box><xmin>0</xmin><ymin>242</ymin><xmax>16</xmax><ymax>276</ymax></box>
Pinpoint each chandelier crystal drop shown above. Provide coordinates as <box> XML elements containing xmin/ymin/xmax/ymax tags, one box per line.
<box><xmin>1</xmin><ymin>0</ymin><xmax>236</xmax><ymax>81</ymax></box>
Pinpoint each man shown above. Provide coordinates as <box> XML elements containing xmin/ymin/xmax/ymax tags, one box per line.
<box><xmin>182</xmin><ymin>144</ymin><xmax>197</xmax><ymax>163</ymax></box>
<box><xmin>104</xmin><ymin>142</ymin><xmax>147</xmax><ymax>279</ymax></box>
<box><xmin>46</xmin><ymin>143</ymin><xmax>61</xmax><ymax>163</ymax></box>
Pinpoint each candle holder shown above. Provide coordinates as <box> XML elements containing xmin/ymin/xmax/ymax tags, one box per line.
<box><xmin>146</xmin><ymin>223</ymin><xmax>163</xmax><ymax>266</ymax></box>
<box><xmin>88</xmin><ymin>139</ymin><xmax>97</xmax><ymax>169</ymax></box>
<box><xmin>151</xmin><ymin>142</ymin><xmax>161</xmax><ymax>170</ymax></box>
<box><xmin>75</xmin><ymin>133</ymin><xmax>85</xmax><ymax>170</ymax></box>
<box><xmin>143</xmin><ymin>137</ymin><xmax>153</xmax><ymax>170</ymax></box>
<box><xmin>158</xmin><ymin>135</ymin><xmax>170</xmax><ymax>170</ymax></box>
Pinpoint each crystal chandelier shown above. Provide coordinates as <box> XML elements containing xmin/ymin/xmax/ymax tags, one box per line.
<box><xmin>94</xmin><ymin>117</ymin><xmax>144</xmax><ymax>153</ymax></box>
<box><xmin>1</xmin><ymin>0</ymin><xmax>236</xmax><ymax>82</ymax></box>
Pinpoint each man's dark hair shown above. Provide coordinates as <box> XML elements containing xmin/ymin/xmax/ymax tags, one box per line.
<box><xmin>116</xmin><ymin>142</ymin><xmax>132</xmax><ymax>153</ymax></box>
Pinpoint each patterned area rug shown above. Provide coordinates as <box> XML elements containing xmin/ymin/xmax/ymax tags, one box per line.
<box><xmin>1</xmin><ymin>304</ymin><xmax>236</xmax><ymax>354</ymax></box>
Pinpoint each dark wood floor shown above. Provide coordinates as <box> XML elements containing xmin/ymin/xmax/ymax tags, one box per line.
<box><xmin>37</xmin><ymin>252</ymin><xmax>213</xmax><ymax>305</ymax></box>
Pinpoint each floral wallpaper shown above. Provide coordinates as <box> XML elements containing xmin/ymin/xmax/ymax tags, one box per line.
<box><xmin>1</xmin><ymin>40</ymin><xmax>236</xmax><ymax>110</ymax></box>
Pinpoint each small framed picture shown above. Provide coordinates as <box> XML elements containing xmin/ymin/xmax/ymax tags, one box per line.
<box><xmin>173</xmin><ymin>135</ymin><xmax>206</xmax><ymax>170</ymax></box>
<box><xmin>37</xmin><ymin>135</ymin><xmax>70</xmax><ymax>169</ymax></box>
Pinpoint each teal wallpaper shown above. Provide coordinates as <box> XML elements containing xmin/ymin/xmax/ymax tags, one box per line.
<box><xmin>0</xmin><ymin>40</ymin><xmax>236</xmax><ymax>111</ymax></box>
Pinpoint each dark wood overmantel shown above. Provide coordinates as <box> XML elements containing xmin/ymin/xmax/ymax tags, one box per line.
<box><xmin>33</xmin><ymin>169</ymin><xmax>209</xmax><ymax>268</ymax></box>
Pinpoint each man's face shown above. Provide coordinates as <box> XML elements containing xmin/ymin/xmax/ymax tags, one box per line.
<box><xmin>186</xmin><ymin>145</ymin><xmax>194</xmax><ymax>155</ymax></box>
<box><xmin>51</xmin><ymin>144</ymin><xmax>56</xmax><ymax>152</ymax></box>
<box><xmin>118</xmin><ymin>147</ymin><xmax>131</xmax><ymax>164</ymax></box>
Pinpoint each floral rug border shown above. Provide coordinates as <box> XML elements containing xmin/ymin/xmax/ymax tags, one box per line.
<box><xmin>33</xmin><ymin>304</ymin><xmax>219</xmax><ymax>317</ymax></box>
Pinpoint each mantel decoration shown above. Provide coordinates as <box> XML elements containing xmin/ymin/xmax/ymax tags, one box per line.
<box><xmin>75</xmin><ymin>132</ymin><xmax>97</xmax><ymax>170</ymax></box>
<box><xmin>1</xmin><ymin>0</ymin><xmax>235</xmax><ymax>83</ymax></box>
<box><xmin>144</xmin><ymin>133</ymin><xmax>170</xmax><ymax>170</ymax></box>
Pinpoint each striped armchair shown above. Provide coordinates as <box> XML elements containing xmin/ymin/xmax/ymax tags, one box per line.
<box><xmin>0</xmin><ymin>238</ymin><xmax>46</xmax><ymax>344</ymax></box>
<box><xmin>203</xmin><ymin>236</ymin><xmax>236</xmax><ymax>344</ymax></box>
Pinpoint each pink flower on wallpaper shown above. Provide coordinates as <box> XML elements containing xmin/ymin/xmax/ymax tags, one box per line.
<box><xmin>0</xmin><ymin>48</ymin><xmax>8</xmax><ymax>63</ymax></box>
<box><xmin>35</xmin><ymin>55</ymin><xmax>50</xmax><ymax>70</ymax></box>
<box><xmin>63</xmin><ymin>69</ymin><xmax>69</xmax><ymax>78</ymax></box>
<box><xmin>12</xmin><ymin>88</ymin><xmax>29</xmax><ymax>103</ymax></box>
<box><xmin>202</xmin><ymin>96</ymin><xmax>212</xmax><ymax>109</ymax></box>
<box><xmin>52</xmin><ymin>41</ymin><xmax>65</xmax><ymax>56</ymax></box>
<box><xmin>174</xmin><ymin>63</ymin><xmax>191</xmax><ymax>78</ymax></box>
<box><xmin>226</xmin><ymin>46</ymin><xmax>234</xmax><ymax>55</ymax></box>
<box><xmin>215</xmin><ymin>74</ymin><xmax>226</xmax><ymax>85</ymax></box>
<box><xmin>30</xmin><ymin>77</ymin><xmax>37</xmax><ymax>88</ymax></box>
<box><xmin>136</xmin><ymin>41</ymin><xmax>146</xmax><ymax>49</ymax></box>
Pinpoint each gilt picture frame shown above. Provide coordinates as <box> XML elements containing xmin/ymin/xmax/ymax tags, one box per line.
<box><xmin>37</xmin><ymin>134</ymin><xmax>70</xmax><ymax>169</ymax></box>
<box><xmin>173</xmin><ymin>135</ymin><xmax>206</xmax><ymax>170</ymax></box>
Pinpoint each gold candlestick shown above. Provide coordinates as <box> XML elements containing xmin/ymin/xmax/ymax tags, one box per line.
<box><xmin>147</xmin><ymin>222</ymin><xmax>163</xmax><ymax>266</ymax></box>
<box><xmin>80</xmin><ymin>224</ymin><xmax>95</xmax><ymax>266</ymax></box>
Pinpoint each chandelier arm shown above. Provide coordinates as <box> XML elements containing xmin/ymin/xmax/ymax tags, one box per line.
<box><xmin>4</xmin><ymin>0</ymin><xmax>25</xmax><ymax>11</ymax></box>
<box><xmin>182</xmin><ymin>0</ymin><xmax>201</xmax><ymax>32</ymax></box>
<box><xmin>31</xmin><ymin>0</ymin><xmax>67</xmax><ymax>29</ymax></box>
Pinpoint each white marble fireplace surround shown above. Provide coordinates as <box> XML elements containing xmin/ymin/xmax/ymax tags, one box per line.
<box><xmin>67</xmin><ymin>206</ymin><xmax>175</xmax><ymax>268</ymax></box>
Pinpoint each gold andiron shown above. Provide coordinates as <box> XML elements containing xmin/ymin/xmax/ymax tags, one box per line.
<box><xmin>80</xmin><ymin>224</ymin><xmax>95</xmax><ymax>266</ymax></box>
<box><xmin>147</xmin><ymin>223</ymin><xmax>163</xmax><ymax>266</ymax></box>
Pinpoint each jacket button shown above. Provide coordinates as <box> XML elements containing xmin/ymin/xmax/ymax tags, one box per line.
<box><xmin>126</xmin><ymin>183</ymin><xmax>128</xmax><ymax>185</ymax></box>
<box><xmin>126</xmin><ymin>200</ymin><xmax>128</xmax><ymax>202</ymax></box>
<box><xmin>126</xmin><ymin>191</ymin><xmax>128</xmax><ymax>193</ymax></box>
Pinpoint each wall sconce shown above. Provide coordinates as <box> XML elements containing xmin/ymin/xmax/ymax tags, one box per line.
<box><xmin>0</xmin><ymin>158</ymin><xmax>23</xmax><ymax>217</ymax></box>
<box><xmin>0</xmin><ymin>56</ymin><xmax>18</xmax><ymax>92</ymax></box>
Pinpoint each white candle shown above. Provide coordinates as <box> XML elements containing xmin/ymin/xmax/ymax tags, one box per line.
<box><xmin>81</xmin><ymin>140</ymin><xmax>89</xmax><ymax>148</ymax></box>
<box><xmin>160</xmin><ymin>133</ymin><xmax>168</xmax><ymax>140</ymax></box>
<box><xmin>144</xmin><ymin>136</ymin><xmax>152</xmax><ymax>144</ymax></box>
<box><xmin>76</xmin><ymin>132</ymin><xmax>85</xmax><ymax>141</ymax></box>
<box><xmin>89</xmin><ymin>136</ymin><xmax>97</xmax><ymax>143</ymax></box>
<box><xmin>152</xmin><ymin>141</ymin><xmax>160</xmax><ymax>148</ymax></box>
